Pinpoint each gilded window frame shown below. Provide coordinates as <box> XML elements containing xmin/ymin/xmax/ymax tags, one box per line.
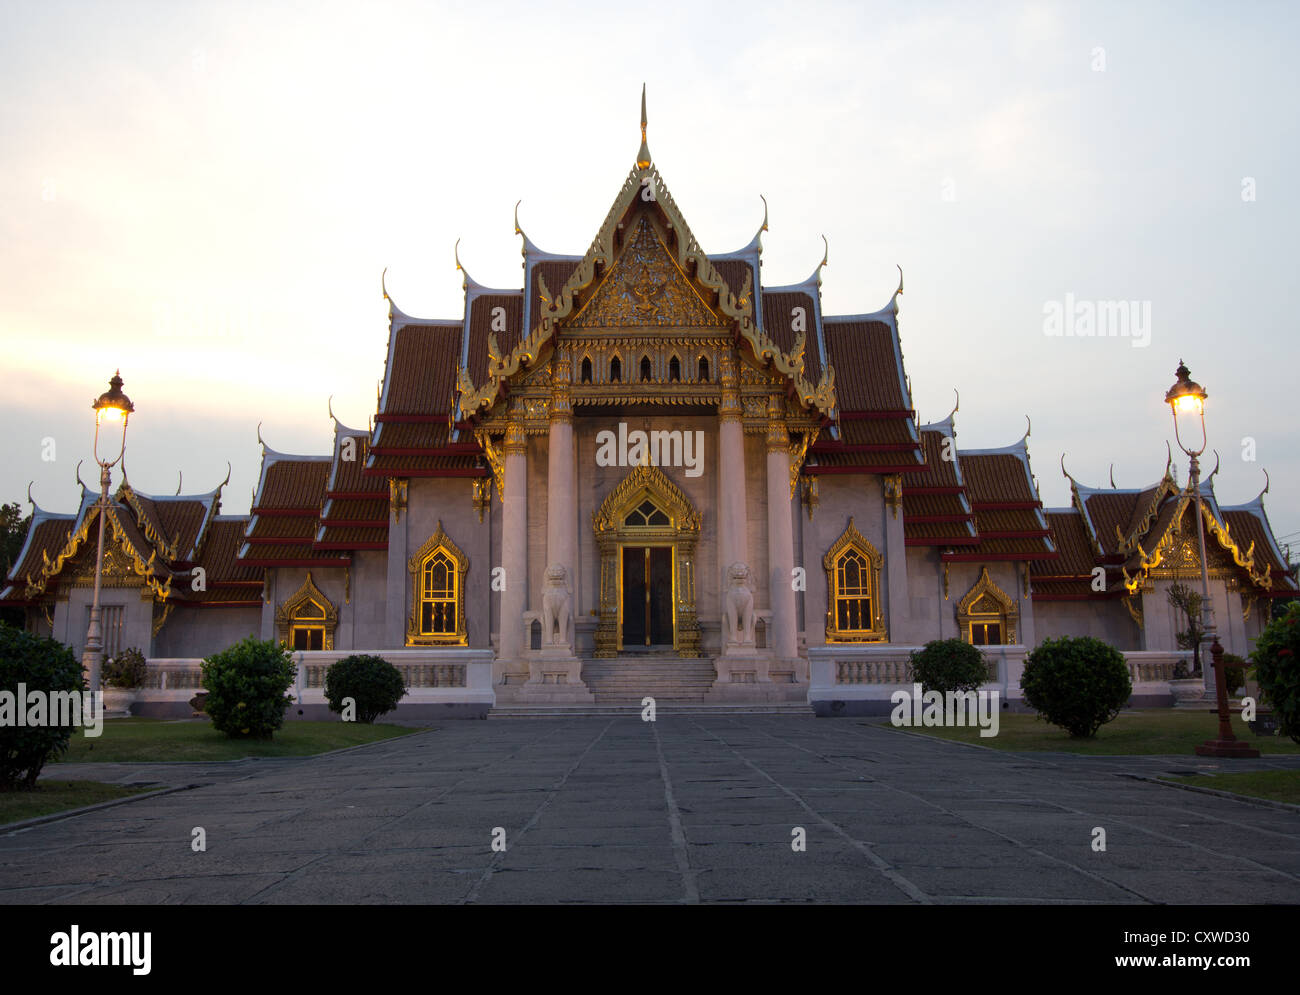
<box><xmin>407</xmin><ymin>520</ymin><xmax>469</xmax><ymax>646</ymax></box>
<box><xmin>955</xmin><ymin>566</ymin><xmax>1018</xmax><ymax>645</ymax></box>
<box><xmin>822</xmin><ymin>516</ymin><xmax>887</xmax><ymax>642</ymax></box>
<box><xmin>274</xmin><ymin>571</ymin><xmax>338</xmax><ymax>651</ymax></box>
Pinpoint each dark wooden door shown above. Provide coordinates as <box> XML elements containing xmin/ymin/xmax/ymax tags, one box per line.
<box><xmin>622</xmin><ymin>546</ymin><xmax>674</xmax><ymax>648</ymax></box>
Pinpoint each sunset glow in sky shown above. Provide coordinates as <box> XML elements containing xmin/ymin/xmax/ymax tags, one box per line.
<box><xmin>2</xmin><ymin>1</ymin><xmax>1297</xmax><ymax>548</ymax></box>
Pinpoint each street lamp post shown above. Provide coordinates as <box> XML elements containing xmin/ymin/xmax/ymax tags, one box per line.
<box><xmin>1164</xmin><ymin>360</ymin><xmax>1257</xmax><ymax>758</ymax></box>
<box><xmin>81</xmin><ymin>371</ymin><xmax>135</xmax><ymax>704</ymax></box>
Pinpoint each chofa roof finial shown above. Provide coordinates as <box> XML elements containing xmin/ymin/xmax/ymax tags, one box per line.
<box><xmin>636</xmin><ymin>84</ymin><xmax>651</xmax><ymax>170</ymax></box>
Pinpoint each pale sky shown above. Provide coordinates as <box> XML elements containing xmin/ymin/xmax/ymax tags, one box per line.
<box><xmin>2</xmin><ymin>1</ymin><xmax>1297</xmax><ymax>552</ymax></box>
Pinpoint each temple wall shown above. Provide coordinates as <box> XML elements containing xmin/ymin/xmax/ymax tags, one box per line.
<box><xmin>153</xmin><ymin>605</ymin><xmax>261</xmax><ymax>658</ymax></box>
<box><xmin>57</xmin><ymin>583</ymin><xmax>153</xmax><ymax>663</ymax></box>
<box><xmin>799</xmin><ymin>474</ymin><xmax>888</xmax><ymax>648</ymax></box>
<box><xmin>1033</xmin><ymin>599</ymin><xmax>1140</xmax><ymax>649</ymax></box>
<box><xmin>903</xmin><ymin>547</ymin><xmax>946</xmax><ymax>644</ymax></box>
<box><xmin>406</xmin><ymin>476</ymin><xmax>491</xmax><ymax>650</ymax></box>
<box><xmin>348</xmin><ymin>549</ymin><xmax>388</xmax><ymax>649</ymax></box>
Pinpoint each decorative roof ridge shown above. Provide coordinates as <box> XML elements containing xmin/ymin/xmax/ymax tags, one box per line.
<box><xmin>824</xmin><ymin>265</ymin><xmax>904</xmax><ymax>327</ymax></box>
<box><xmin>393</xmin><ymin>315</ymin><xmax>464</xmax><ymax>330</ymax></box>
<box><xmin>1221</xmin><ymin>479</ymin><xmax>1294</xmax><ymax>583</ymax></box>
<box><xmin>326</xmin><ymin>397</ymin><xmax>368</xmax><ymax>440</ymax></box>
<box><xmin>516</xmin><ymin>203</ymin><xmax>583</xmax><ymax>261</ymax></box>
<box><xmin>212</xmin><ymin>514</ymin><xmax>251</xmax><ymax>523</ymax></box>
<box><xmin>1121</xmin><ymin>489</ymin><xmax>1272</xmax><ymax>593</ymax></box>
<box><xmin>458</xmin><ymin>156</ymin><xmax>835</xmax><ymax>419</ymax></box>
<box><xmin>3</xmin><ymin>493</ymin><xmax>74</xmax><ymax>587</ymax></box>
<box><xmin>919</xmin><ymin>416</ymin><xmax>956</xmax><ymax>435</ymax></box>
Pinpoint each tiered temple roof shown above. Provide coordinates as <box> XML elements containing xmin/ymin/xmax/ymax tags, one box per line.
<box><xmin>1</xmin><ymin>472</ymin><xmax>261</xmax><ymax>609</ymax></box>
<box><xmin>4</xmin><ymin>91</ymin><xmax>1296</xmax><ymax>618</ymax></box>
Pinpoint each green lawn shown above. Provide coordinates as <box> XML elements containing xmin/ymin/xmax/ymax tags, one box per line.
<box><xmin>55</xmin><ymin>718</ymin><xmax>422</xmax><ymax>763</ymax></box>
<box><xmin>0</xmin><ymin>780</ymin><xmax>155</xmax><ymax>825</ymax></box>
<box><xmin>884</xmin><ymin>708</ymin><xmax>1300</xmax><ymax>755</ymax></box>
<box><xmin>1164</xmin><ymin>770</ymin><xmax>1300</xmax><ymax>805</ymax></box>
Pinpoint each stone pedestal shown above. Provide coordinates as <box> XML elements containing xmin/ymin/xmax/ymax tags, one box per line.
<box><xmin>711</xmin><ymin>654</ymin><xmax>803</xmax><ymax>702</ymax></box>
<box><xmin>522</xmin><ymin>648</ymin><xmax>595</xmax><ymax>702</ymax></box>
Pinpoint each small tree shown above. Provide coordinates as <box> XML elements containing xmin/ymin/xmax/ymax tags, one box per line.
<box><xmin>1021</xmin><ymin>636</ymin><xmax>1132</xmax><ymax>738</ymax></box>
<box><xmin>0</xmin><ymin>623</ymin><xmax>83</xmax><ymax>790</ymax></box>
<box><xmin>910</xmin><ymin>638</ymin><xmax>989</xmax><ymax>694</ymax></box>
<box><xmin>324</xmin><ymin>655</ymin><xmax>407</xmax><ymax>723</ymax></box>
<box><xmin>199</xmin><ymin>636</ymin><xmax>297</xmax><ymax>739</ymax></box>
<box><xmin>1167</xmin><ymin>583</ymin><xmax>1205</xmax><ymax>677</ymax></box>
<box><xmin>103</xmin><ymin>647</ymin><xmax>148</xmax><ymax>689</ymax></box>
<box><xmin>1251</xmin><ymin>601</ymin><xmax>1300</xmax><ymax>744</ymax></box>
<box><xmin>1220</xmin><ymin>652</ymin><xmax>1247</xmax><ymax>698</ymax></box>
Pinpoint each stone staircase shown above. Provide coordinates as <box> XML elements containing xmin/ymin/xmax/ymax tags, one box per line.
<box><xmin>582</xmin><ymin>657</ymin><xmax>719</xmax><ymax>704</ymax></box>
<box><xmin>488</xmin><ymin>656</ymin><xmax>811</xmax><ymax>717</ymax></box>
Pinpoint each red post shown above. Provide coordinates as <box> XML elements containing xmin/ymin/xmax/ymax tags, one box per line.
<box><xmin>1194</xmin><ymin>638</ymin><xmax>1259</xmax><ymax>758</ymax></box>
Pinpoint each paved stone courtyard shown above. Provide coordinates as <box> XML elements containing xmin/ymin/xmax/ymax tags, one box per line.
<box><xmin>2</xmin><ymin>717</ymin><xmax>1298</xmax><ymax>904</ymax></box>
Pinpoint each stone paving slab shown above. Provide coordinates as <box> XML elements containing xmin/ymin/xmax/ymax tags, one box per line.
<box><xmin>1</xmin><ymin>715</ymin><xmax>1297</xmax><ymax>904</ymax></box>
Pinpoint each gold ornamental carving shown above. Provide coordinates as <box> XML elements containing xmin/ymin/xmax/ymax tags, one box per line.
<box><xmin>569</xmin><ymin>217</ymin><xmax>724</xmax><ymax>329</ymax></box>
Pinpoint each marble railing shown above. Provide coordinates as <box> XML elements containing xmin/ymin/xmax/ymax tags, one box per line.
<box><xmin>143</xmin><ymin>649</ymin><xmax>494</xmax><ymax>695</ymax></box>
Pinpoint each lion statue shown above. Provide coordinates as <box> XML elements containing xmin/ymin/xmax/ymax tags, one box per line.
<box><xmin>722</xmin><ymin>561</ymin><xmax>755</xmax><ymax>646</ymax></box>
<box><xmin>541</xmin><ymin>563</ymin><xmax>571</xmax><ymax>647</ymax></box>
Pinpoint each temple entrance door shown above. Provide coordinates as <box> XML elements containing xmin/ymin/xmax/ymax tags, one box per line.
<box><xmin>620</xmin><ymin>545</ymin><xmax>674</xmax><ymax>649</ymax></box>
<box><xmin>593</xmin><ymin>464</ymin><xmax>701</xmax><ymax>658</ymax></box>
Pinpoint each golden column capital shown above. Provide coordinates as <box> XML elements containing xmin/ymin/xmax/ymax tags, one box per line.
<box><xmin>504</xmin><ymin>420</ymin><xmax>527</xmax><ymax>455</ymax></box>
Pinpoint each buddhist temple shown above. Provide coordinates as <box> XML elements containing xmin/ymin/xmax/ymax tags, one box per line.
<box><xmin>4</xmin><ymin>91</ymin><xmax>1295</xmax><ymax>716</ymax></box>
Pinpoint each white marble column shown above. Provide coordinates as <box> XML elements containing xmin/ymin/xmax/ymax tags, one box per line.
<box><xmin>545</xmin><ymin>347</ymin><xmax>577</xmax><ymax>652</ymax></box>
<box><xmin>766</xmin><ymin>400</ymin><xmax>798</xmax><ymax>661</ymax></box>
<box><xmin>497</xmin><ymin>420</ymin><xmax>528</xmax><ymax>666</ymax></box>
<box><xmin>716</xmin><ymin>351</ymin><xmax>749</xmax><ymax>591</ymax></box>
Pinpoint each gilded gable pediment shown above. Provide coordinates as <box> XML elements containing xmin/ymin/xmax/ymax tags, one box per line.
<box><xmin>568</xmin><ymin>216</ymin><xmax>725</xmax><ymax>329</ymax></box>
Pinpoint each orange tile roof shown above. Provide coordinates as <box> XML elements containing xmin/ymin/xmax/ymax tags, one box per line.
<box><xmin>762</xmin><ymin>290</ymin><xmax>822</xmax><ymax>384</ymax></box>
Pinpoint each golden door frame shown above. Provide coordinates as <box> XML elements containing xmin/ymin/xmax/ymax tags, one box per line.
<box><xmin>592</xmin><ymin>464</ymin><xmax>701</xmax><ymax>657</ymax></box>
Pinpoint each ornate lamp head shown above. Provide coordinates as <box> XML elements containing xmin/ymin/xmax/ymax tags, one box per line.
<box><xmin>91</xmin><ymin>370</ymin><xmax>134</xmax><ymax>467</ymax></box>
<box><xmin>1165</xmin><ymin>360</ymin><xmax>1207</xmax><ymax>457</ymax></box>
<box><xmin>92</xmin><ymin>370</ymin><xmax>135</xmax><ymax>425</ymax></box>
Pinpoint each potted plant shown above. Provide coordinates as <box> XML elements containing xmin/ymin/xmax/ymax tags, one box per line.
<box><xmin>101</xmin><ymin>647</ymin><xmax>148</xmax><ymax>717</ymax></box>
<box><xmin>1168</xmin><ymin>652</ymin><xmax>1205</xmax><ymax>707</ymax></box>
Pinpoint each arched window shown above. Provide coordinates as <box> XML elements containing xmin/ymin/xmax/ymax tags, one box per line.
<box><xmin>698</xmin><ymin>356</ymin><xmax>710</xmax><ymax>382</ymax></box>
<box><xmin>640</xmin><ymin>355</ymin><xmax>652</xmax><ymax>382</ymax></box>
<box><xmin>274</xmin><ymin>572</ymin><xmax>338</xmax><ymax>651</ymax></box>
<box><xmin>290</xmin><ymin>599</ymin><xmax>327</xmax><ymax>650</ymax></box>
<box><xmin>822</xmin><ymin>517</ymin><xmax>886</xmax><ymax>642</ymax></box>
<box><xmin>610</xmin><ymin>356</ymin><xmax>622</xmax><ymax>382</ymax></box>
<box><xmin>407</xmin><ymin>521</ymin><xmax>469</xmax><ymax>645</ymax></box>
<box><xmin>956</xmin><ymin>567</ymin><xmax>1018</xmax><ymax>645</ymax></box>
<box><xmin>581</xmin><ymin>356</ymin><xmax>593</xmax><ymax>384</ymax></box>
<box><xmin>668</xmin><ymin>355</ymin><xmax>681</xmax><ymax>382</ymax></box>
<box><xmin>624</xmin><ymin>498</ymin><xmax>671</xmax><ymax>527</ymax></box>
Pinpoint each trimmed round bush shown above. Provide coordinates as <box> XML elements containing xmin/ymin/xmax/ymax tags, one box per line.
<box><xmin>325</xmin><ymin>655</ymin><xmax>407</xmax><ymax>723</ymax></box>
<box><xmin>910</xmin><ymin>638</ymin><xmax>989</xmax><ymax>694</ymax></box>
<box><xmin>1251</xmin><ymin>602</ymin><xmax>1300</xmax><ymax>744</ymax></box>
<box><xmin>0</xmin><ymin>623</ymin><xmax>84</xmax><ymax>790</ymax></box>
<box><xmin>103</xmin><ymin>647</ymin><xmax>148</xmax><ymax>689</ymax></box>
<box><xmin>1021</xmin><ymin>636</ymin><xmax>1132</xmax><ymax>739</ymax></box>
<box><xmin>200</xmin><ymin>636</ymin><xmax>296</xmax><ymax>739</ymax></box>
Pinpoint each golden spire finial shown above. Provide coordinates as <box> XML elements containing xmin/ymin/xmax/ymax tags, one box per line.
<box><xmin>636</xmin><ymin>83</ymin><xmax>651</xmax><ymax>169</ymax></box>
